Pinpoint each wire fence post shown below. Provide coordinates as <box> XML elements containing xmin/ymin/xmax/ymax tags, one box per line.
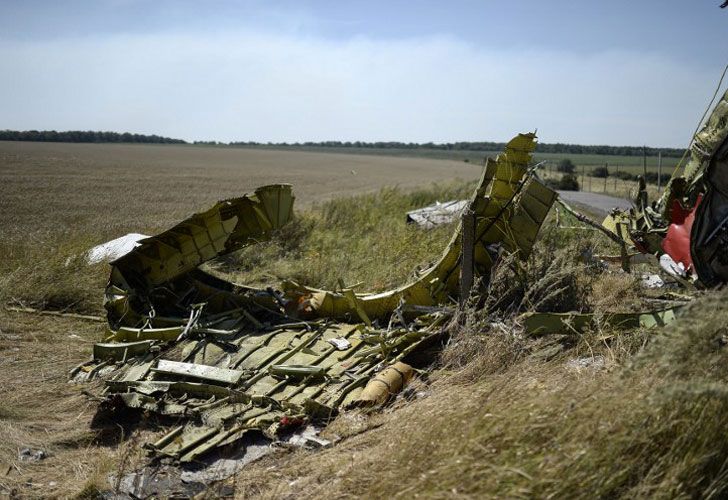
<box><xmin>658</xmin><ymin>151</ymin><xmax>663</xmax><ymax>193</ymax></box>
<box><xmin>459</xmin><ymin>208</ymin><xmax>475</xmax><ymax>307</ymax></box>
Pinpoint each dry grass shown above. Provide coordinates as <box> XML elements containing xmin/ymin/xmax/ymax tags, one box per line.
<box><xmin>0</xmin><ymin>311</ymin><xmax>154</xmax><ymax>498</ymax></box>
<box><xmin>212</xmin><ymin>184</ymin><xmax>473</xmax><ymax>291</ymax></box>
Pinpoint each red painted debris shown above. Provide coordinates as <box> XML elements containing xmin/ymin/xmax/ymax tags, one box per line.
<box><xmin>279</xmin><ymin>416</ymin><xmax>305</xmax><ymax>428</ymax></box>
<box><xmin>662</xmin><ymin>195</ymin><xmax>703</xmax><ymax>272</ymax></box>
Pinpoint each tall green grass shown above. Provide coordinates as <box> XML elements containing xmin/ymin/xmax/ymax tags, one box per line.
<box><xmin>213</xmin><ymin>182</ymin><xmax>475</xmax><ymax>291</ymax></box>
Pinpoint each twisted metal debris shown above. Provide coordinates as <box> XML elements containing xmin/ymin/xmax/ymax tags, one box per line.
<box><xmin>73</xmin><ymin>133</ymin><xmax>557</xmax><ymax>463</ymax></box>
<box><xmin>603</xmin><ymin>88</ymin><xmax>728</xmax><ymax>287</ymax></box>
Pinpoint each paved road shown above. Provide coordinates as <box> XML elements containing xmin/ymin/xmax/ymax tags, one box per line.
<box><xmin>557</xmin><ymin>190</ymin><xmax>633</xmax><ymax>217</ymax></box>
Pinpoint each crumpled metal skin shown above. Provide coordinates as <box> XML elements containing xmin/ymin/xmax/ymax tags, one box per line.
<box><xmin>520</xmin><ymin>306</ymin><xmax>682</xmax><ymax>336</ymax></box>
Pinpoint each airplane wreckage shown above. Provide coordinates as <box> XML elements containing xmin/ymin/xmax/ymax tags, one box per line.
<box><xmin>70</xmin><ymin>90</ymin><xmax>728</xmax><ymax>485</ymax></box>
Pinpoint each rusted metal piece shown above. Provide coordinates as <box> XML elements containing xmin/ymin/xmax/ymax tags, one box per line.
<box><xmin>355</xmin><ymin>362</ymin><xmax>414</xmax><ymax>406</ymax></box>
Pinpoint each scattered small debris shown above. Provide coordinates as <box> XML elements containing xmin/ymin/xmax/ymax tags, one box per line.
<box><xmin>283</xmin><ymin>425</ymin><xmax>332</xmax><ymax>449</ymax></box>
<box><xmin>401</xmin><ymin>385</ymin><xmax>430</xmax><ymax>402</ymax></box>
<box><xmin>640</xmin><ymin>274</ymin><xmax>665</xmax><ymax>289</ymax></box>
<box><xmin>327</xmin><ymin>337</ymin><xmax>351</xmax><ymax>350</ymax></box>
<box><xmin>18</xmin><ymin>448</ymin><xmax>48</xmax><ymax>462</ymax></box>
<box><xmin>659</xmin><ymin>254</ymin><xmax>687</xmax><ymax>278</ymax></box>
<box><xmin>565</xmin><ymin>356</ymin><xmax>606</xmax><ymax>372</ymax></box>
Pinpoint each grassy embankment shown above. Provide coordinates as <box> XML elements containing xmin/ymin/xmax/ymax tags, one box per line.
<box><xmin>2</xmin><ymin>173</ymin><xmax>727</xmax><ymax>498</ymax></box>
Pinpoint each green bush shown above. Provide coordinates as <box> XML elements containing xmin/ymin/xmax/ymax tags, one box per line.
<box><xmin>546</xmin><ymin>173</ymin><xmax>580</xmax><ymax>191</ymax></box>
<box><xmin>592</xmin><ymin>166</ymin><xmax>609</xmax><ymax>178</ymax></box>
<box><xmin>557</xmin><ymin>158</ymin><xmax>576</xmax><ymax>173</ymax></box>
<box><xmin>613</xmin><ymin>171</ymin><xmax>637</xmax><ymax>181</ymax></box>
<box><xmin>559</xmin><ymin>173</ymin><xmax>580</xmax><ymax>190</ymax></box>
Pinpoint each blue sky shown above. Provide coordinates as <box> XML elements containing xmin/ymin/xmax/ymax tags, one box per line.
<box><xmin>1</xmin><ymin>1</ymin><xmax>726</xmax><ymax>146</ymax></box>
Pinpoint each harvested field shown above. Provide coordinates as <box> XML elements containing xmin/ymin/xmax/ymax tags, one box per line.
<box><xmin>0</xmin><ymin>141</ymin><xmax>480</xmax><ymax>236</ymax></box>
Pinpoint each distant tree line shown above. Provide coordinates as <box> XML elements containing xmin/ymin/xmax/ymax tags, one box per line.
<box><xmin>193</xmin><ymin>140</ymin><xmax>223</xmax><ymax>145</ymax></box>
<box><xmin>228</xmin><ymin>140</ymin><xmax>684</xmax><ymax>158</ymax></box>
<box><xmin>0</xmin><ymin>130</ymin><xmax>683</xmax><ymax>157</ymax></box>
<box><xmin>0</xmin><ymin>130</ymin><xmax>186</xmax><ymax>144</ymax></box>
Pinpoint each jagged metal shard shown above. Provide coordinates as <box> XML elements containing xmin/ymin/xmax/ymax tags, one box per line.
<box><xmin>406</xmin><ymin>199</ymin><xmax>469</xmax><ymax>228</ymax></box>
<box><xmin>75</xmin><ymin>135</ymin><xmax>557</xmax><ymax>463</ymax></box>
<box><xmin>105</xmin><ymin>184</ymin><xmax>295</xmax><ymax>327</ymax></box>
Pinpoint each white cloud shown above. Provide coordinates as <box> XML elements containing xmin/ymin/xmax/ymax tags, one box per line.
<box><xmin>0</xmin><ymin>31</ymin><xmax>719</xmax><ymax>146</ymax></box>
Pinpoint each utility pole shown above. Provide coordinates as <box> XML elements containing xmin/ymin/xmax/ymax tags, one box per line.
<box><xmin>615</xmin><ymin>165</ymin><xmax>619</xmax><ymax>191</ymax></box>
<box><xmin>581</xmin><ymin>165</ymin><xmax>585</xmax><ymax>191</ymax></box>
<box><xmin>604</xmin><ymin>162</ymin><xmax>608</xmax><ymax>192</ymax></box>
<box><xmin>643</xmin><ymin>145</ymin><xmax>647</xmax><ymax>179</ymax></box>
